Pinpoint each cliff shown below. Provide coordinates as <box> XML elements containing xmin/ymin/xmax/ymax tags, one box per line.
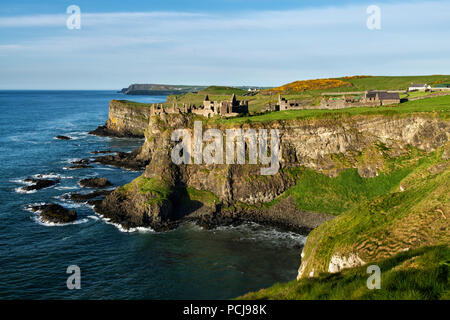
<box><xmin>89</xmin><ymin>100</ymin><xmax>152</xmax><ymax>138</ymax></box>
<box><xmin>89</xmin><ymin>99</ymin><xmax>449</xmax><ymax>298</ymax></box>
<box><xmin>94</xmin><ymin>102</ymin><xmax>449</xmax><ymax>238</ymax></box>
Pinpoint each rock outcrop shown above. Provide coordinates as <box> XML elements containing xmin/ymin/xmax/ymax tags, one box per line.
<box><xmin>23</xmin><ymin>178</ymin><xmax>59</xmax><ymax>191</ymax></box>
<box><xmin>31</xmin><ymin>204</ymin><xmax>77</xmax><ymax>224</ymax></box>
<box><xmin>79</xmin><ymin>177</ymin><xmax>112</xmax><ymax>188</ymax></box>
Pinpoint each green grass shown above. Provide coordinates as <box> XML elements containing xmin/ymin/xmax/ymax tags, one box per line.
<box><xmin>400</xmin><ymin>91</ymin><xmax>435</xmax><ymax>99</ymax></box>
<box><xmin>238</xmin><ymin>145</ymin><xmax>449</xmax><ymax>300</ymax></box>
<box><xmin>185</xmin><ymin>187</ymin><xmax>219</xmax><ymax>206</ymax></box>
<box><xmin>238</xmin><ymin>245</ymin><xmax>450</xmax><ymax>300</ymax></box>
<box><xmin>199</xmin><ymin>86</ymin><xmax>248</xmax><ymax>95</ymax></box>
<box><xmin>342</xmin><ymin>75</ymin><xmax>450</xmax><ymax>91</ymax></box>
<box><xmin>114</xmin><ymin>99</ymin><xmax>153</xmax><ymax>108</ymax></box>
<box><xmin>118</xmin><ymin>176</ymin><xmax>172</xmax><ymax>205</ymax></box>
<box><xmin>298</xmin><ymin>146</ymin><xmax>449</xmax><ymax>276</ymax></box>
<box><xmin>283</xmin><ymin>164</ymin><xmax>415</xmax><ymax>216</ymax></box>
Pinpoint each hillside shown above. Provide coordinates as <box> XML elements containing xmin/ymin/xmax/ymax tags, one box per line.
<box><xmin>239</xmin><ymin>142</ymin><xmax>449</xmax><ymax>300</ymax></box>
<box><xmin>238</xmin><ymin>245</ymin><xmax>449</xmax><ymax>300</ymax></box>
<box><xmin>262</xmin><ymin>75</ymin><xmax>450</xmax><ymax>94</ymax></box>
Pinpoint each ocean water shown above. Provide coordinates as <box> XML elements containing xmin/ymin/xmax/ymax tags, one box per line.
<box><xmin>0</xmin><ymin>91</ymin><xmax>305</xmax><ymax>299</ymax></box>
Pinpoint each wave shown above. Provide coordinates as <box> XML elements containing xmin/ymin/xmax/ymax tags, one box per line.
<box><xmin>211</xmin><ymin>222</ymin><xmax>306</xmax><ymax>248</ymax></box>
<box><xmin>32</xmin><ymin>173</ymin><xmax>73</xmax><ymax>179</ymax></box>
<box><xmin>15</xmin><ymin>187</ymin><xmax>36</xmax><ymax>194</ymax></box>
<box><xmin>54</xmin><ymin>186</ymin><xmax>79</xmax><ymax>191</ymax></box>
<box><xmin>10</xmin><ymin>178</ymin><xmax>33</xmax><ymax>185</ymax></box>
<box><xmin>93</xmin><ymin>211</ymin><xmax>154</xmax><ymax>233</ymax></box>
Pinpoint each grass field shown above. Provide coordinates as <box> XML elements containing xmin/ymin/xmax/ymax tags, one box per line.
<box><xmin>238</xmin><ymin>245</ymin><xmax>450</xmax><ymax>300</ymax></box>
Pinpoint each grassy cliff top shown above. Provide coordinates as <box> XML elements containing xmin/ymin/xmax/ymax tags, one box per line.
<box><xmin>198</xmin><ymin>86</ymin><xmax>248</xmax><ymax>95</ymax></box>
<box><xmin>112</xmin><ymin>94</ymin><xmax>450</xmax><ymax>128</ymax></box>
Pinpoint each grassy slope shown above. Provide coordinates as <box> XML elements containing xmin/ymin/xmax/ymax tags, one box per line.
<box><xmin>302</xmin><ymin>147</ymin><xmax>448</xmax><ymax>264</ymax></box>
<box><xmin>238</xmin><ymin>245</ymin><xmax>450</xmax><ymax>300</ymax></box>
<box><xmin>281</xmin><ymin>148</ymin><xmax>420</xmax><ymax>215</ymax></box>
<box><xmin>239</xmin><ymin>145</ymin><xmax>449</xmax><ymax>299</ymax></box>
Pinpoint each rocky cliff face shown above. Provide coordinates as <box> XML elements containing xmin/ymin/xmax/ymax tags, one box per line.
<box><xmin>89</xmin><ymin>100</ymin><xmax>151</xmax><ymax>137</ymax></box>
<box><xmin>94</xmin><ymin>102</ymin><xmax>449</xmax><ymax>234</ymax></box>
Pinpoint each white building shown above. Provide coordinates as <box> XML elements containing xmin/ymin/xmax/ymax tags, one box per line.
<box><xmin>408</xmin><ymin>83</ymin><xmax>431</xmax><ymax>91</ymax></box>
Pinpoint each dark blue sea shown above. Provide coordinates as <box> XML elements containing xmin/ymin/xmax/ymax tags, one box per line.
<box><xmin>0</xmin><ymin>91</ymin><xmax>304</xmax><ymax>299</ymax></box>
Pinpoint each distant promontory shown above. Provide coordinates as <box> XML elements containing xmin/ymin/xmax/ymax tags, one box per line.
<box><xmin>119</xmin><ymin>83</ymin><xmax>207</xmax><ymax>95</ymax></box>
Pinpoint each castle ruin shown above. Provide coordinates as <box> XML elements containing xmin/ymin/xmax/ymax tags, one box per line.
<box><xmin>320</xmin><ymin>91</ymin><xmax>400</xmax><ymax>109</ymax></box>
<box><xmin>149</xmin><ymin>94</ymin><xmax>248</xmax><ymax>118</ymax></box>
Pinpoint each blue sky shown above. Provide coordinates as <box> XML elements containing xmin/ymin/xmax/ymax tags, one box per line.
<box><xmin>0</xmin><ymin>0</ymin><xmax>449</xmax><ymax>89</ymax></box>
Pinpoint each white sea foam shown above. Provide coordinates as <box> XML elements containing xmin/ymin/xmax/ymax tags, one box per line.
<box><xmin>32</xmin><ymin>215</ymin><xmax>89</xmax><ymax>227</ymax></box>
<box><xmin>212</xmin><ymin>222</ymin><xmax>306</xmax><ymax>248</ymax></box>
<box><xmin>32</xmin><ymin>173</ymin><xmax>73</xmax><ymax>179</ymax></box>
<box><xmin>24</xmin><ymin>203</ymin><xmax>45</xmax><ymax>212</ymax></box>
<box><xmin>54</xmin><ymin>186</ymin><xmax>79</xmax><ymax>190</ymax></box>
<box><xmin>57</xmin><ymin>201</ymin><xmax>84</xmax><ymax>209</ymax></box>
<box><xmin>93</xmin><ymin>211</ymin><xmax>154</xmax><ymax>233</ymax></box>
<box><xmin>9</xmin><ymin>178</ymin><xmax>33</xmax><ymax>185</ymax></box>
<box><xmin>25</xmin><ymin>203</ymin><xmax>88</xmax><ymax>226</ymax></box>
<box><xmin>64</xmin><ymin>158</ymin><xmax>81</xmax><ymax>164</ymax></box>
<box><xmin>15</xmin><ymin>187</ymin><xmax>36</xmax><ymax>194</ymax></box>
<box><xmin>95</xmin><ymin>167</ymin><xmax>115</xmax><ymax>171</ymax></box>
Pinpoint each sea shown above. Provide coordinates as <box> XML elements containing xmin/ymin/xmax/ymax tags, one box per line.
<box><xmin>0</xmin><ymin>90</ymin><xmax>305</xmax><ymax>299</ymax></box>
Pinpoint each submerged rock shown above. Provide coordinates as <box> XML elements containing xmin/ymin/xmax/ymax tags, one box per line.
<box><xmin>31</xmin><ymin>204</ymin><xmax>77</xmax><ymax>224</ymax></box>
<box><xmin>93</xmin><ymin>151</ymin><xmax>148</xmax><ymax>171</ymax></box>
<box><xmin>23</xmin><ymin>178</ymin><xmax>59</xmax><ymax>191</ymax></box>
<box><xmin>79</xmin><ymin>177</ymin><xmax>112</xmax><ymax>188</ymax></box>
<box><xmin>90</xmin><ymin>150</ymin><xmax>116</xmax><ymax>154</ymax></box>
<box><xmin>55</xmin><ymin>135</ymin><xmax>72</xmax><ymax>140</ymax></box>
<box><xmin>66</xmin><ymin>164</ymin><xmax>93</xmax><ymax>170</ymax></box>
<box><xmin>63</xmin><ymin>189</ymin><xmax>112</xmax><ymax>202</ymax></box>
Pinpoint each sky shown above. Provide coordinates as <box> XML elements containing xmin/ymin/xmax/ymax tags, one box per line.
<box><xmin>0</xmin><ymin>0</ymin><xmax>449</xmax><ymax>89</ymax></box>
